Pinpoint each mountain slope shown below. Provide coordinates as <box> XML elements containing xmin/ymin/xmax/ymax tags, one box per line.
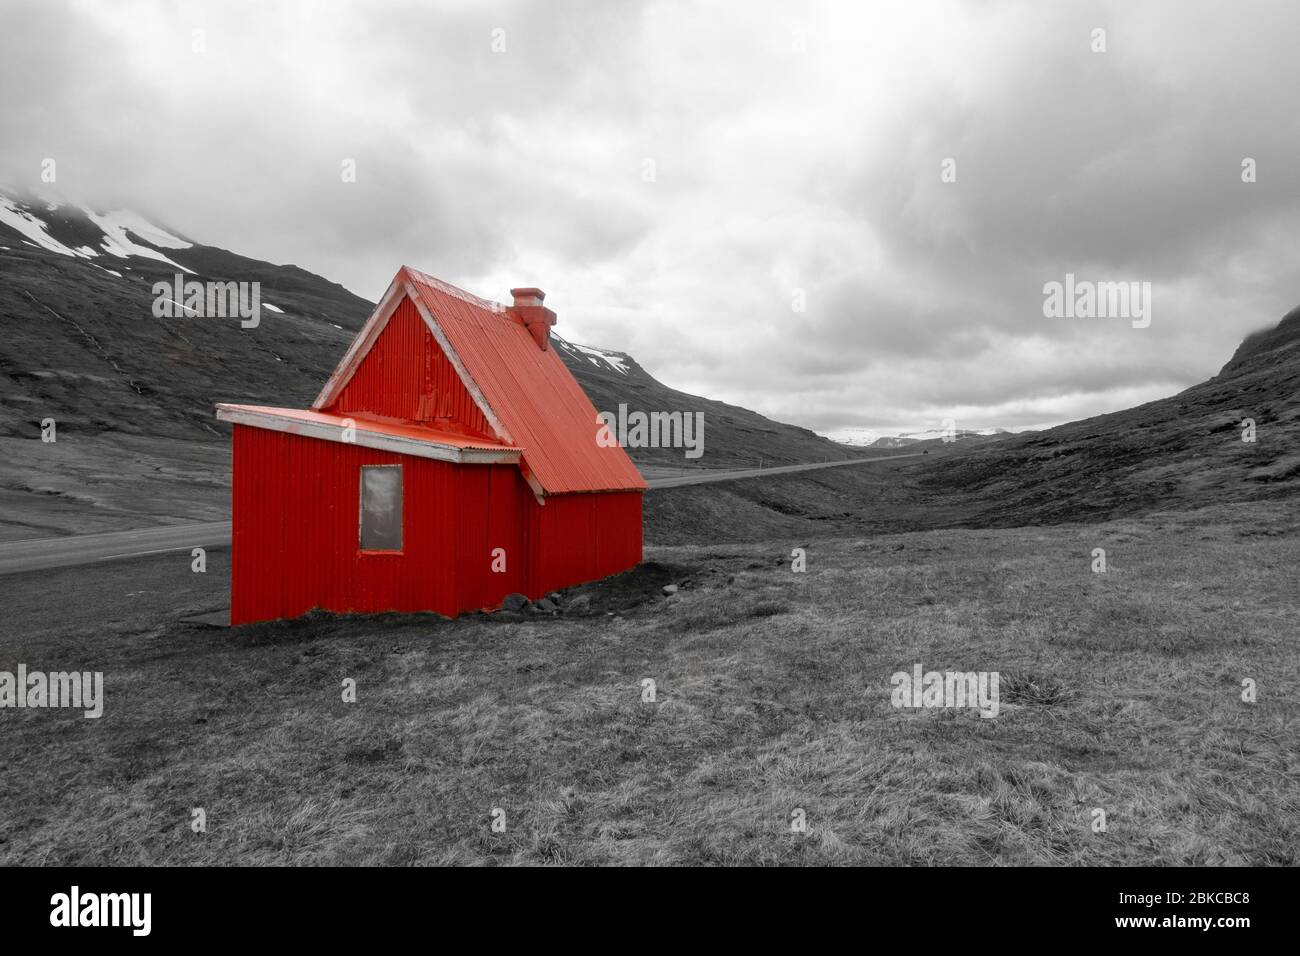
<box><xmin>0</xmin><ymin>188</ymin><xmax>854</xmax><ymax>460</ymax></box>
<box><xmin>552</xmin><ymin>335</ymin><xmax>861</xmax><ymax>469</ymax></box>
<box><xmin>11</xmin><ymin>185</ymin><xmax>1290</xmax><ymax>543</ymax></box>
<box><xmin>910</xmin><ymin>306</ymin><xmax>1300</xmax><ymax>526</ymax></box>
<box><xmin>0</xmin><ymin>187</ymin><xmax>864</xmax><ymax>536</ymax></box>
<box><xmin>641</xmin><ymin>309</ymin><xmax>1300</xmax><ymax>546</ymax></box>
<box><xmin>0</xmin><ymin>189</ymin><xmax>371</xmax><ymax>442</ymax></box>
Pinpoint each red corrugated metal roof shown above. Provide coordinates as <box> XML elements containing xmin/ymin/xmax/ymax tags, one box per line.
<box><xmin>315</xmin><ymin>267</ymin><xmax>647</xmax><ymax>495</ymax></box>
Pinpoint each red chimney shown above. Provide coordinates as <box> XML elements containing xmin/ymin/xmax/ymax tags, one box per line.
<box><xmin>509</xmin><ymin>287</ymin><xmax>556</xmax><ymax>351</ymax></box>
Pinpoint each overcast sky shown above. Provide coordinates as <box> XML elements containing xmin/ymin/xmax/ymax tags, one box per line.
<box><xmin>4</xmin><ymin>0</ymin><xmax>1300</xmax><ymax>437</ymax></box>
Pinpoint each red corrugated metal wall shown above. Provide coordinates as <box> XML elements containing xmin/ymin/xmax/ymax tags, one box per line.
<box><xmin>230</xmin><ymin>425</ymin><xmax>642</xmax><ymax>625</ymax></box>
<box><xmin>325</xmin><ymin>296</ymin><xmax>494</xmax><ymax>438</ymax></box>
<box><xmin>231</xmin><ymin>424</ymin><xmax>525</xmax><ymax>624</ymax></box>
<box><xmin>526</xmin><ymin>491</ymin><xmax>644</xmax><ymax>597</ymax></box>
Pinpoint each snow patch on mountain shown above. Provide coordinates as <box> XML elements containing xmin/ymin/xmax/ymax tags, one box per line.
<box><xmin>0</xmin><ymin>195</ymin><xmax>91</xmax><ymax>258</ymax></box>
<box><xmin>0</xmin><ymin>188</ymin><xmax>194</xmax><ymax>273</ymax></box>
<box><xmin>553</xmin><ymin>334</ymin><xmax>631</xmax><ymax>375</ymax></box>
<box><xmin>82</xmin><ymin>207</ymin><xmax>193</xmax><ymax>272</ymax></box>
<box><xmin>85</xmin><ymin>208</ymin><xmax>191</xmax><ymax>250</ymax></box>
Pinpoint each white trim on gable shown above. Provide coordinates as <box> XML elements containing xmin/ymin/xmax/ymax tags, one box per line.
<box><xmin>310</xmin><ymin>269</ymin><xmax>514</xmax><ymax>449</ymax></box>
<box><xmin>405</xmin><ymin>266</ymin><xmax>503</xmax><ymax>312</ymax></box>
<box><xmin>403</xmin><ymin>282</ymin><xmax>515</xmax><ymax>446</ymax></box>
<box><xmin>303</xmin><ymin>267</ymin><xmax>548</xmax><ymax>503</ymax></box>
<box><xmin>518</xmin><ymin>461</ymin><xmax>547</xmax><ymax>503</ymax></box>
<box><xmin>216</xmin><ymin>405</ymin><xmax>522</xmax><ymax>465</ymax></box>
<box><xmin>311</xmin><ymin>274</ymin><xmax>406</xmax><ymax>411</ymax></box>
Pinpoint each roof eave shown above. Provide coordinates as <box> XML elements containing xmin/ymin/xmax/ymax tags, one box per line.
<box><xmin>215</xmin><ymin>404</ymin><xmax>522</xmax><ymax>465</ymax></box>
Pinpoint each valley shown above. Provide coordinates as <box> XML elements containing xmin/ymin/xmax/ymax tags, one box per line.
<box><xmin>2</xmin><ymin>185</ymin><xmax>1298</xmax><ymax>867</ymax></box>
<box><xmin>0</xmin><ymin>186</ymin><xmax>880</xmax><ymax>540</ymax></box>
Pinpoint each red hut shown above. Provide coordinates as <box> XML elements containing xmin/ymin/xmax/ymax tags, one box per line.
<box><xmin>216</xmin><ymin>266</ymin><xmax>645</xmax><ymax>625</ymax></box>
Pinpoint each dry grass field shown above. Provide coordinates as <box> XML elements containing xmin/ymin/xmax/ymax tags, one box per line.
<box><xmin>1</xmin><ymin>498</ymin><xmax>1295</xmax><ymax>865</ymax></box>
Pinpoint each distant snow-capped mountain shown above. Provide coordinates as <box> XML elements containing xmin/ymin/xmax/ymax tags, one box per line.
<box><xmin>823</xmin><ymin>426</ymin><xmax>1012</xmax><ymax>447</ymax></box>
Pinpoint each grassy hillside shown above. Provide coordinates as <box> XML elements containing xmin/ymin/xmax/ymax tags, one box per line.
<box><xmin>1</xmin><ymin>498</ymin><xmax>1294</xmax><ymax>865</ymax></box>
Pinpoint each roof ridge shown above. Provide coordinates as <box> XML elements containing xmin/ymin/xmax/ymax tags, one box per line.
<box><xmin>403</xmin><ymin>266</ymin><xmax>505</xmax><ymax>314</ymax></box>
<box><xmin>314</xmin><ymin>267</ymin><xmax>646</xmax><ymax>494</ymax></box>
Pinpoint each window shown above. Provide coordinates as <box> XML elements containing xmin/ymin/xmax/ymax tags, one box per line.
<box><xmin>359</xmin><ymin>465</ymin><xmax>403</xmax><ymax>552</ymax></box>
